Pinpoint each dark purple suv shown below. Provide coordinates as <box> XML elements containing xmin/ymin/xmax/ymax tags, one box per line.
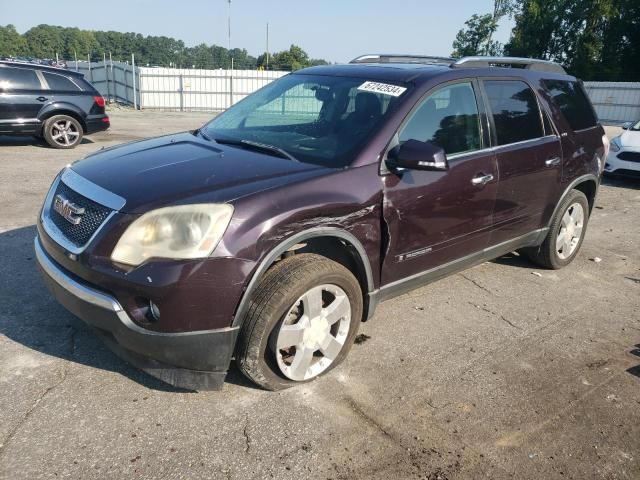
<box><xmin>35</xmin><ymin>55</ymin><xmax>608</xmax><ymax>390</ymax></box>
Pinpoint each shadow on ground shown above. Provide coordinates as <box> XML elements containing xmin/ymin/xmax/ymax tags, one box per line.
<box><xmin>0</xmin><ymin>225</ymin><xmax>254</xmax><ymax>392</ymax></box>
<box><xmin>602</xmin><ymin>174</ymin><xmax>640</xmax><ymax>190</ymax></box>
<box><xmin>628</xmin><ymin>345</ymin><xmax>640</xmax><ymax>380</ymax></box>
<box><xmin>0</xmin><ymin>135</ymin><xmax>95</xmax><ymax>148</ymax></box>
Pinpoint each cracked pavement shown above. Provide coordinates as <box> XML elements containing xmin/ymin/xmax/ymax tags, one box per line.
<box><xmin>0</xmin><ymin>112</ymin><xmax>639</xmax><ymax>479</ymax></box>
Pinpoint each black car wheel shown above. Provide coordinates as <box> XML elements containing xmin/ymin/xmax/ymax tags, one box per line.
<box><xmin>43</xmin><ymin>115</ymin><xmax>83</xmax><ymax>149</ymax></box>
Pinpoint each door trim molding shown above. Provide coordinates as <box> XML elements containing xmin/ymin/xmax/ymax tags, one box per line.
<box><xmin>369</xmin><ymin>228</ymin><xmax>547</xmax><ymax>309</ymax></box>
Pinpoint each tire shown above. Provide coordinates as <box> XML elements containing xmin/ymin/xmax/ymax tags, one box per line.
<box><xmin>43</xmin><ymin>115</ymin><xmax>83</xmax><ymax>149</ymax></box>
<box><xmin>236</xmin><ymin>253</ymin><xmax>363</xmax><ymax>391</ymax></box>
<box><xmin>523</xmin><ymin>189</ymin><xmax>590</xmax><ymax>269</ymax></box>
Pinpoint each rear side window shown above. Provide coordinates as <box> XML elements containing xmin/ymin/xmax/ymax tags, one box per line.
<box><xmin>43</xmin><ymin>72</ymin><xmax>81</xmax><ymax>91</ymax></box>
<box><xmin>484</xmin><ymin>80</ymin><xmax>544</xmax><ymax>146</ymax></box>
<box><xmin>543</xmin><ymin>80</ymin><xmax>597</xmax><ymax>131</ymax></box>
<box><xmin>399</xmin><ymin>82</ymin><xmax>481</xmax><ymax>156</ymax></box>
<box><xmin>0</xmin><ymin>67</ymin><xmax>41</xmax><ymax>90</ymax></box>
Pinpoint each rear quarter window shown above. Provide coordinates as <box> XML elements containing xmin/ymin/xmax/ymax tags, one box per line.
<box><xmin>43</xmin><ymin>72</ymin><xmax>81</xmax><ymax>91</ymax></box>
<box><xmin>542</xmin><ymin>80</ymin><xmax>598</xmax><ymax>131</ymax></box>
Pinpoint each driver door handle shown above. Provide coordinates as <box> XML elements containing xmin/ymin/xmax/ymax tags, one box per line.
<box><xmin>545</xmin><ymin>156</ymin><xmax>561</xmax><ymax>166</ymax></box>
<box><xmin>471</xmin><ymin>173</ymin><xmax>494</xmax><ymax>186</ymax></box>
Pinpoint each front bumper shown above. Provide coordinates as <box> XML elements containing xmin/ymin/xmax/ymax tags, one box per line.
<box><xmin>35</xmin><ymin>236</ymin><xmax>239</xmax><ymax>390</ymax></box>
<box><xmin>605</xmin><ymin>150</ymin><xmax>640</xmax><ymax>176</ymax></box>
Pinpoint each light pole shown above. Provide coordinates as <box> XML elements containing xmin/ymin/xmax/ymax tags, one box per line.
<box><xmin>227</xmin><ymin>0</ymin><xmax>231</xmax><ymax>51</ymax></box>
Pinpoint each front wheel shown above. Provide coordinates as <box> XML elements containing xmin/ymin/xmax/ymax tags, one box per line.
<box><xmin>236</xmin><ymin>254</ymin><xmax>362</xmax><ymax>391</ymax></box>
<box><xmin>523</xmin><ymin>189</ymin><xmax>590</xmax><ymax>269</ymax></box>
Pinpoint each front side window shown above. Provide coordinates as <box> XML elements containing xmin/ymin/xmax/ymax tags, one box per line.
<box><xmin>484</xmin><ymin>80</ymin><xmax>544</xmax><ymax>146</ymax></box>
<box><xmin>43</xmin><ymin>72</ymin><xmax>80</xmax><ymax>91</ymax></box>
<box><xmin>543</xmin><ymin>80</ymin><xmax>598</xmax><ymax>131</ymax></box>
<box><xmin>203</xmin><ymin>74</ymin><xmax>410</xmax><ymax>167</ymax></box>
<box><xmin>399</xmin><ymin>82</ymin><xmax>481</xmax><ymax>156</ymax></box>
<box><xmin>0</xmin><ymin>67</ymin><xmax>41</xmax><ymax>90</ymax></box>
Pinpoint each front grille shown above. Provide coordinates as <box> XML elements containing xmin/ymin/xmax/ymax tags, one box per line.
<box><xmin>617</xmin><ymin>151</ymin><xmax>640</xmax><ymax>163</ymax></box>
<box><xmin>49</xmin><ymin>181</ymin><xmax>112</xmax><ymax>247</ymax></box>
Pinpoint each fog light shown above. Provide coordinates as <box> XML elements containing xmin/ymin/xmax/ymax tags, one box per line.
<box><xmin>149</xmin><ymin>301</ymin><xmax>161</xmax><ymax>322</ymax></box>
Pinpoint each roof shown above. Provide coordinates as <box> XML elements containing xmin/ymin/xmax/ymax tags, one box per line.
<box><xmin>297</xmin><ymin>54</ymin><xmax>568</xmax><ymax>84</ymax></box>
<box><xmin>0</xmin><ymin>61</ymin><xmax>84</xmax><ymax>77</ymax></box>
<box><xmin>296</xmin><ymin>63</ymin><xmax>451</xmax><ymax>84</ymax></box>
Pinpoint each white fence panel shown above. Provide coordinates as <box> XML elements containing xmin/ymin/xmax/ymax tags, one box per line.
<box><xmin>583</xmin><ymin>82</ymin><xmax>640</xmax><ymax>124</ymax></box>
<box><xmin>138</xmin><ymin>67</ymin><xmax>287</xmax><ymax>112</ymax></box>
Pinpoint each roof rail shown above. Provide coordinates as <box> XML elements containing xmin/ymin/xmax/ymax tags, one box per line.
<box><xmin>452</xmin><ymin>56</ymin><xmax>566</xmax><ymax>74</ymax></box>
<box><xmin>350</xmin><ymin>54</ymin><xmax>455</xmax><ymax>66</ymax></box>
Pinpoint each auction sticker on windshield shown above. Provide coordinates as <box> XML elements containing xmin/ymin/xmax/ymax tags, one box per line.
<box><xmin>357</xmin><ymin>81</ymin><xmax>407</xmax><ymax>97</ymax></box>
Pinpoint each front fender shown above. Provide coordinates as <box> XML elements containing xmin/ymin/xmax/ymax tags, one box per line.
<box><xmin>217</xmin><ymin>163</ymin><xmax>384</xmax><ymax>327</ymax></box>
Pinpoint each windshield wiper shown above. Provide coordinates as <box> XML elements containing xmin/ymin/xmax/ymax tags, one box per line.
<box><xmin>195</xmin><ymin>128</ymin><xmax>213</xmax><ymax>142</ymax></box>
<box><xmin>214</xmin><ymin>137</ymin><xmax>298</xmax><ymax>162</ymax></box>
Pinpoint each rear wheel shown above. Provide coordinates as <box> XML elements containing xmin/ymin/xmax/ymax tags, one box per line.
<box><xmin>43</xmin><ymin>115</ymin><xmax>83</xmax><ymax>149</ymax></box>
<box><xmin>523</xmin><ymin>189</ymin><xmax>589</xmax><ymax>269</ymax></box>
<box><xmin>236</xmin><ymin>254</ymin><xmax>362</xmax><ymax>391</ymax></box>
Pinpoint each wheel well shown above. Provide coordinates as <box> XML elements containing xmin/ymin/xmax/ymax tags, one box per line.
<box><xmin>279</xmin><ymin>236</ymin><xmax>371</xmax><ymax>320</ymax></box>
<box><xmin>573</xmin><ymin>179</ymin><xmax>597</xmax><ymax>212</ymax></box>
<box><xmin>41</xmin><ymin>110</ymin><xmax>87</xmax><ymax>133</ymax></box>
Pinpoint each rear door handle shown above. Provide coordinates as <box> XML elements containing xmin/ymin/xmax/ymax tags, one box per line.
<box><xmin>545</xmin><ymin>157</ymin><xmax>561</xmax><ymax>166</ymax></box>
<box><xmin>471</xmin><ymin>173</ymin><xmax>494</xmax><ymax>186</ymax></box>
<box><xmin>36</xmin><ymin>96</ymin><xmax>48</xmax><ymax>102</ymax></box>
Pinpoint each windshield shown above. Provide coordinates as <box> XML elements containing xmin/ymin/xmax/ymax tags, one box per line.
<box><xmin>201</xmin><ymin>73</ymin><xmax>410</xmax><ymax>167</ymax></box>
<box><xmin>631</xmin><ymin>120</ymin><xmax>640</xmax><ymax>131</ymax></box>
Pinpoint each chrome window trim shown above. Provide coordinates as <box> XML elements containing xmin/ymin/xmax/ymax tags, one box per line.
<box><xmin>41</xmin><ymin>168</ymin><xmax>125</xmax><ymax>255</ymax></box>
<box><xmin>0</xmin><ymin>117</ymin><xmax>41</xmax><ymax>125</ymax></box>
<box><xmin>447</xmin><ymin>134</ymin><xmax>559</xmax><ymax>161</ymax></box>
<box><xmin>34</xmin><ymin>70</ymin><xmax>48</xmax><ymax>90</ymax></box>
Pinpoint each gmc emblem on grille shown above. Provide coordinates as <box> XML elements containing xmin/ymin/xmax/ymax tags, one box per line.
<box><xmin>53</xmin><ymin>194</ymin><xmax>85</xmax><ymax>225</ymax></box>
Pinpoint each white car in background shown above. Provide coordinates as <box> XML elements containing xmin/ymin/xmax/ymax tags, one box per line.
<box><xmin>605</xmin><ymin>120</ymin><xmax>640</xmax><ymax>177</ymax></box>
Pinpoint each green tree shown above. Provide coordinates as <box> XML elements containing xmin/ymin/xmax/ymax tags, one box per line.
<box><xmin>0</xmin><ymin>24</ymin><xmax>28</xmax><ymax>57</ymax></box>
<box><xmin>452</xmin><ymin>14</ymin><xmax>502</xmax><ymax>57</ymax></box>
<box><xmin>451</xmin><ymin>1</ymin><xmax>516</xmax><ymax>57</ymax></box>
<box><xmin>504</xmin><ymin>0</ymin><xmax>639</xmax><ymax>80</ymax></box>
<box><xmin>263</xmin><ymin>45</ymin><xmax>314</xmax><ymax>70</ymax></box>
<box><xmin>2</xmin><ymin>23</ymin><xmax>328</xmax><ymax>71</ymax></box>
<box><xmin>24</xmin><ymin>25</ymin><xmax>73</xmax><ymax>58</ymax></box>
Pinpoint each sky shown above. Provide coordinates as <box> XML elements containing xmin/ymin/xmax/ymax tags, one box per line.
<box><xmin>1</xmin><ymin>0</ymin><xmax>515</xmax><ymax>63</ymax></box>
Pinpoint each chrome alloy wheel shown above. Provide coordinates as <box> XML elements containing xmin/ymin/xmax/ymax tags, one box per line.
<box><xmin>50</xmin><ymin>120</ymin><xmax>80</xmax><ymax>147</ymax></box>
<box><xmin>274</xmin><ymin>284</ymin><xmax>351</xmax><ymax>381</ymax></box>
<box><xmin>556</xmin><ymin>202</ymin><xmax>585</xmax><ymax>260</ymax></box>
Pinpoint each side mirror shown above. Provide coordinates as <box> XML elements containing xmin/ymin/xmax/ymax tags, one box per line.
<box><xmin>387</xmin><ymin>139</ymin><xmax>448</xmax><ymax>171</ymax></box>
<box><xmin>622</xmin><ymin>122</ymin><xmax>632</xmax><ymax>130</ymax></box>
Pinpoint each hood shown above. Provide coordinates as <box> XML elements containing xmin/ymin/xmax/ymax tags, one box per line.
<box><xmin>620</xmin><ymin>129</ymin><xmax>640</xmax><ymax>148</ymax></box>
<box><xmin>71</xmin><ymin>132</ymin><xmax>329</xmax><ymax>213</ymax></box>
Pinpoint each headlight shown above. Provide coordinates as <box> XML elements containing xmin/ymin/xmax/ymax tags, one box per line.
<box><xmin>610</xmin><ymin>136</ymin><xmax>621</xmax><ymax>152</ymax></box>
<box><xmin>111</xmin><ymin>204</ymin><xmax>233</xmax><ymax>266</ymax></box>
